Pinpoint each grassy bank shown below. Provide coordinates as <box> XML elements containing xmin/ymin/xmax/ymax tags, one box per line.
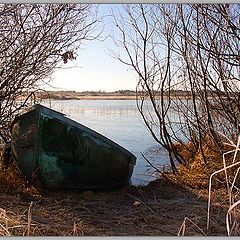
<box><xmin>0</xmin><ymin>144</ymin><xmax>237</xmax><ymax>236</ymax></box>
<box><xmin>0</xmin><ymin>175</ymin><xmax>229</xmax><ymax>236</ymax></box>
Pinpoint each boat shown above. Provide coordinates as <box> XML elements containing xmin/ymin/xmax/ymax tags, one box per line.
<box><xmin>10</xmin><ymin>104</ymin><xmax>136</xmax><ymax>190</ymax></box>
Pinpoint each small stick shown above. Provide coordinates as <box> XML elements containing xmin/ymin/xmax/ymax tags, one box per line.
<box><xmin>73</xmin><ymin>222</ymin><xmax>77</xmax><ymax>236</ymax></box>
<box><xmin>0</xmin><ymin>222</ymin><xmax>10</xmax><ymax>236</ymax></box>
<box><xmin>141</xmin><ymin>153</ymin><xmax>164</xmax><ymax>176</ymax></box>
<box><xmin>27</xmin><ymin>201</ymin><xmax>33</xmax><ymax>236</ymax></box>
<box><xmin>178</xmin><ymin>217</ymin><xmax>206</xmax><ymax>236</ymax></box>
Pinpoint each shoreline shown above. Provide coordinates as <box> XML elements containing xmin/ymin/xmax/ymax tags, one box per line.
<box><xmin>18</xmin><ymin>90</ymin><xmax>194</xmax><ymax>101</ymax></box>
<box><xmin>50</xmin><ymin>95</ymin><xmax>137</xmax><ymax>100</ymax></box>
<box><xmin>0</xmin><ymin>139</ymin><xmax>230</xmax><ymax>236</ymax></box>
<box><xmin>0</xmin><ymin>168</ymin><xmax>229</xmax><ymax>236</ymax></box>
<box><xmin>38</xmin><ymin>95</ymin><xmax>192</xmax><ymax>101</ymax></box>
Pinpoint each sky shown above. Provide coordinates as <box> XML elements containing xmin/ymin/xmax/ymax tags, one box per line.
<box><xmin>46</xmin><ymin>4</ymin><xmax>137</xmax><ymax>92</ymax></box>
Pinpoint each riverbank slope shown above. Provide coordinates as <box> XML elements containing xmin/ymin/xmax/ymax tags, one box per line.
<box><xmin>0</xmin><ymin>158</ymin><xmax>229</xmax><ymax>236</ymax></box>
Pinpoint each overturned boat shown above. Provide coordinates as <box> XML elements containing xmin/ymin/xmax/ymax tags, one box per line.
<box><xmin>10</xmin><ymin>104</ymin><xmax>136</xmax><ymax>190</ymax></box>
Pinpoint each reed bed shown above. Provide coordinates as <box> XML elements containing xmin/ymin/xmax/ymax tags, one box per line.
<box><xmin>207</xmin><ymin>134</ymin><xmax>240</xmax><ymax>236</ymax></box>
<box><xmin>171</xmin><ymin>133</ymin><xmax>240</xmax><ymax>236</ymax></box>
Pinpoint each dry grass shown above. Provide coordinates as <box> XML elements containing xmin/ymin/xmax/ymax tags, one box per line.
<box><xmin>171</xmin><ymin>133</ymin><xmax>240</xmax><ymax>189</ymax></box>
<box><xmin>169</xmin><ymin>133</ymin><xmax>240</xmax><ymax>236</ymax></box>
<box><xmin>207</xmin><ymin>134</ymin><xmax>240</xmax><ymax>236</ymax></box>
<box><xmin>0</xmin><ymin>140</ymin><xmax>235</xmax><ymax>236</ymax></box>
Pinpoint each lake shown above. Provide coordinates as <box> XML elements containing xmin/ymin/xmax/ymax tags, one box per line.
<box><xmin>42</xmin><ymin>99</ymin><xmax>171</xmax><ymax>186</ymax></box>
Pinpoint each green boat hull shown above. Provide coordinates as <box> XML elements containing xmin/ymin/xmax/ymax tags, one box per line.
<box><xmin>10</xmin><ymin>104</ymin><xmax>136</xmax><ymax>190</ymax></box>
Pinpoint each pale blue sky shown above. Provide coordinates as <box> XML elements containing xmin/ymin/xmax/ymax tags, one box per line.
<box><xmin>47</xmin><ymin>4</ymin><xmax>137</xmax><ymax>92</ymax></box>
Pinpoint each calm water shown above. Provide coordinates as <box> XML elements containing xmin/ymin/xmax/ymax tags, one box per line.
<box><xmin>42</xmin><ymin>99</ymin><xmax>171</xmax><ymax>186</ymax></box>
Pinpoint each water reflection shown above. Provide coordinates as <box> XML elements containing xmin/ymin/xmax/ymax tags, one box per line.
<box><xmin>42</xmin><ymin>99</ymin><xmax>170</xmax><ymax>186</ymax></box>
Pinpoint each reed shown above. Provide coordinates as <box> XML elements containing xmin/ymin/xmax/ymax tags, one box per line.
<box><xmin>178</xmin><ymin>217</ymin><xmax>206</xmax><ymax>236</ymax></box>
<box><xmin>177</xmin><ymin>133</ymin><xmax>240</xmax><ymax>236</ymax></box>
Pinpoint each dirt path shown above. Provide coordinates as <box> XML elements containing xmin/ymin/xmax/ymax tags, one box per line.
<box><xmin>0</xmin><ymin>176</ymin><xmax>228</xmax><ymax>236</ymax></box>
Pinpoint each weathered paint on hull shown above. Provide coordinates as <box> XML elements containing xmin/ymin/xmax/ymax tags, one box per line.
<box><xmin>11</xmin><ymin>104</ymin><xmax>136</xmax><ymax>190</ymax></box>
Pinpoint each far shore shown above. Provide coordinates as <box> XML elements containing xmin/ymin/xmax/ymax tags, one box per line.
<box><xmin>18</xmin><ymin>90</ymin><xmax>194</xmax><ymax>101</ymax></box>
<box><xmin>51</xmin><ymin>95</ymin><xmax>137</xmax><ymax>100</ymax></box>
<box><xmin>40</xmin><ymin>95</ymin><xmax>193</xmax><ymax>101</ymax></box>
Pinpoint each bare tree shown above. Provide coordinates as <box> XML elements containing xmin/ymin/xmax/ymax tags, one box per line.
<box><xmin>111</xmin><ymin>4</ymin><xmax>185</xmax><ymax>172</ymax></box>
<box><xmin>0</xmin><ymin>4</ymin><xmax>100</xmax><ymax>143</ymax></box>
<box><xmin>173</xmin><ymin>4</ymin><xmax>240</xmax><ymax>153</ymax></box>
<box><xmin>111</xmin><ymin>3</ymin><xmax>240</xmax><ymax>173</ymax></box>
